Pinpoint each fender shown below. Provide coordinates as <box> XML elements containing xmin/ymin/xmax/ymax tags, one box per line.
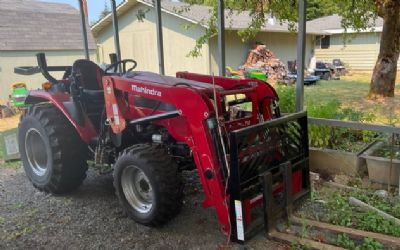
<box><xmin>24</xmin><ymin>90</ymin><xmax>97</xmax><ymax>143</ymax></box>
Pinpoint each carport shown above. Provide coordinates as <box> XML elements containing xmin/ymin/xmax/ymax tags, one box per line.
<box><xmin>76</xmin><ymin>0</ymin><xmax>307</xmax><ymax>112</ymax></box>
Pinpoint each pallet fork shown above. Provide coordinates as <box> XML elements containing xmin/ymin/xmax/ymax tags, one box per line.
<box><xmin>227</xmin><ymin>112</ymin><xmax>310</xmax><ymax>242</ymax></box>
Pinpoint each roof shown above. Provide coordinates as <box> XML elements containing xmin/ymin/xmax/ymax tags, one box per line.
<box><xmin>0</xmin><ymin>0</ymin><xmax>96</xmax><ymax>51</ymax></box>
<box><xmin>91</xmin><ymin>0</ymin><xmax>324</xmax><ymax>36</ymax></box>
<box><xmin>307</xmin><ymin>14</ymin><xmax>384</xmax><ymax>34</ymax></box>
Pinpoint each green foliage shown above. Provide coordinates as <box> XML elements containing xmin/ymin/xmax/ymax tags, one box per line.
<box><xmin>275</xmin><ymin>85</ymin><xmax>377</xmax><ymax>151</ymax></box>
<box><xmin>373</xmin><ymin>144</ymin><xmax>400</xmax><ymax>160</ymax></box>
<box><xmin>337</xmin><ymin>233</ymin><xmax>357</xmax><ymax>249</ymax></box>
<box><xmin>99</xmin><ymin>1</ymin><xmax>111</xmax><ymax>20</ymax></box>
<box><xmin>326</xmin><ymin>192</ymin><xmax>354</xmax><ymax>226</ymax></box>
<box><xmin>182</xmin><ymin>0</ymin><xmax>379</xmax><ymax>57</ymax></box>
<box><xmin>357</xmin><ymin>210</ymin><xmax>400</xmax><ymax>237</ymax></box>
<box><xmin>136</xmin><ymin>8</ymin><xmax>151</xmax><ymax>23</ymax></box>
<box><xmin>307</xmin><ymin>100</ymin><xmax>341</xmax><ymax>148</ymax></box>
<box><xmin>352</xmin><ymin>191</ymin><xmax>400</xmax><ymax>219</ymax></box>
<box><xmin>359</xmin><ymin>237</ymin><xmax>383</xmax><ymax>250</ymax></box>
<box><xmin>307</xmin><ymin>100</ymin><xmax>375</xmax><ymax>150</ymax></box>
<box><xmin>322</xmin><ymin>191</ymin><xmax>400</xmax><ymax>238</ymax></box>
<box><xmin>290</xmin><ymin>241</ymin><xmax>310</xmax><ymax>250</ymax></box>
<box><xmin>306</xmin><ymin>0</ymin><xmax>338</xmax><ymax>20</ymax></box>
<box><xmin>275</xmin><ymin>85</ymin><xmax>295</xmax><ymax>113</ymax></box>
<box><xmin>362</xmin><ymin>130</ymin><xmax>379</xmax><ymax>144</ymax></box>
<box><xmin>337</xmin><ymin>234</ymin><xmax>383</xmax><ymax>250</ymax></box>
<box><xmin>185</xmin><ymin>0</ymin><xmax>339</xmax><ymax>21</ymax></box>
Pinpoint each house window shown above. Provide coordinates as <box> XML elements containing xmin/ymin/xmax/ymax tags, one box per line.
<box><xmin>315</xmin><ymin>35</ymin><xmax>330</xmax><ymax>49</ymax></box>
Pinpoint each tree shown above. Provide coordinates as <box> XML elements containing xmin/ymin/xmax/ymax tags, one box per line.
<box><xmin>368</xmin><ymin>0</ymin><xmax>399</xmax><ymax>98</ymax></box>
<box><xmin>100</xmin><ymin>0</ymin><xmax>111</xmax><ymax>20</ymax></box>
<box><xmin>306</xmin><ymin>0</ymin><xmax>338</xmax><ymax>20</ymax></box>
<box><xmin>184</xmin><ymin>0</ymin><xmax>399</xmax><ymax>98</ymax></box>
<box><xmin>184</xmin><ymin>0</ymin><xmax>338</xmax><ymax>20</ymax></box>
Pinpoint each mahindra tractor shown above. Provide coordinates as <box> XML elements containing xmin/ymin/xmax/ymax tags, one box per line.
<box><xmin>14</xmin><ymin>2</ymin><xmax>310</xmax><ymax>243</ymax></box>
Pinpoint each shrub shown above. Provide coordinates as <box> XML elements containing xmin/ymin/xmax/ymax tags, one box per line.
<box><xmin>275</xmin><ymin>85</ymin><xmax>377</xmax><ymax>150</ymax></box>
<box><xmin>275</xmin><ymin>85</ymin><xmax>295</xmax><ymax>113</ymax></box>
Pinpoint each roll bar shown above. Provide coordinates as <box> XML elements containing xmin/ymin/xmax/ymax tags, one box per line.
<box><xmin>14</xmin><ymin>53</ymin><xmax>71</xmax><ymax>85</ymax></box>
<box><xmin>78</xmin><ymin>0</ymin><xmax>90</xmax><ymax>60</ymax></box>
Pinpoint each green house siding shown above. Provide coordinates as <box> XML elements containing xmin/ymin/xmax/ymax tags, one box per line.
<box><xmin>0</xmin><ymin>50</ymin><xmax>95</xmax><ymax>102</ymax></box>
<box><xmin>315</xmin><ymin>32</ymin><xmax>400</xmax><ymax>71</ymax></box>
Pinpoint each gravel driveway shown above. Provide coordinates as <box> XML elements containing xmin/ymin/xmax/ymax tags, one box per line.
<box><xmin>0</xmin><ymin>166</ymin><xmax>286</xmax><ymax>250</ymax></box>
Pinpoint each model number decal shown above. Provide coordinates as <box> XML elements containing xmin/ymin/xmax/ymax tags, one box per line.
<box><xmin>132</xmin><ymin>85</ymin><xmax>162</xmax><ymax>97</ymax></box>
<box><xmin>234</xmin><ymin>200</ymin><xmax>244</xmax><ymax>241</ymax></box>
<box><xmin>112</xmin><ymin>104</ymin><xmax>120</xmax><ymax>125</ymax></box>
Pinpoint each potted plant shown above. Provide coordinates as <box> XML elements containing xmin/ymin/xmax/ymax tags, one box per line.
<box><xmin>308</xmin><ymin>125</ymin><xmax>375</xmax><ymax>177</ymax></box>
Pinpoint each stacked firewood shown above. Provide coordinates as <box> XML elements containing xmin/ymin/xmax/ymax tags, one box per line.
<box><xmin>240</xmin><ymin>44</ymin><xmax>287</xmax><ymax>82</ymax></box>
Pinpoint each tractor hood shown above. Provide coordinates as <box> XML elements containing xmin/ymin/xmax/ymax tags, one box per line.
<box><xmin>124</xmin><ymin>71</ymin><xmax>224</xmax><ymax>91</ymax></box>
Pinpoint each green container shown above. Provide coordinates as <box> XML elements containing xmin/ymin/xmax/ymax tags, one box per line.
<box><xmin>245</xmin><ymin>69</ymin><xmax>268</xmax><ymax>82</ymax></box>
<box><xmin>0</xmin><ymin>128</ymin><xmax>20</xmax><ymax>161</ymax></box>
<box><xmin>10</xmin><ymin>82</ymin><xmax>28</xmax><ymax>108</ymax></box>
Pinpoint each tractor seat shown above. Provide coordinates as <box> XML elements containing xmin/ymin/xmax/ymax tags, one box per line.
<box><xmin>71</xmin><ymin>60</ymin><xmax>105</xmax><ymax>131</ymax></box>
<box><xmin>72</xmin><ymin>59</ymin><xmax>105</xmax><ymax>94</ymax></box>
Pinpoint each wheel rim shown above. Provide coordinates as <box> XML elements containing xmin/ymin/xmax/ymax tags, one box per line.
<box><xmin>121</xmin><ymin>165</ymin><xmax>154</xmax><ymax>214</ymax></box>
<box><xmin>24</xmin><ymin>128</ymin><xmax>48</xmax><ymax>176</ymax></box>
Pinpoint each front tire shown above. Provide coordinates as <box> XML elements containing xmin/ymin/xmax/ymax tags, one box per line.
<box><xmin>113</xmin><ymin>144</ymin><xmax>183</xmax><ymax>226</ymax></box>
<box><xmin>18</xmin><ymin>104</ymin><xmax>88</xmax><ymax>194</ymax></box>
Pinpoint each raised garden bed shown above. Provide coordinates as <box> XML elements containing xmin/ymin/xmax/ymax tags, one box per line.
<box><xmin>361</xmin><ymin>141</ymin><xmax>400</xmax><ymax>186</ymax></box>
<box><xmin>292</xmin><ymin>181</ymin><xmax>400</xmax><ymax>249</ymax></box>
<box><xmin>309</xmin><ymin>147</ymin><xmax>368</xmax><ymax>177</ymax></box>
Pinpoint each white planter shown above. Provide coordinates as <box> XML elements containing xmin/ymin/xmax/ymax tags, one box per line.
<box><xmin>309</xmin><ymin>147</ymin><xmax>367</xmax><ymax>176</ymax></box>
<box><xmin>361</xmin><ymin>141</ymin><xmax>400</xmax><ymax>186</ymax></box>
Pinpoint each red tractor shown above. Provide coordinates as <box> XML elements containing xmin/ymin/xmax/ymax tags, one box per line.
<box><xmin>15</xmin><ymin>53</ymin><xmax>310</xmax><ymax>242</ymax></box>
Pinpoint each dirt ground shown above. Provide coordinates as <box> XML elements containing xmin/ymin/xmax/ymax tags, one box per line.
<box><xmin>0</xmin><ymin>166</ymin><xmax>287</xmax><ymax>250</ymax></box>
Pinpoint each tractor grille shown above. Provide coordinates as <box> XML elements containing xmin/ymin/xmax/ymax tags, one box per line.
<box><xmin>228</xmin><ymin>111</ymin><xmax>310</xmax><ymax>242</ymax></box>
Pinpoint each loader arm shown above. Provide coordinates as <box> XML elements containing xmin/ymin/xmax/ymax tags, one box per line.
<box><xmin>103</xmin><ymin>75</ymin><xmax>232</xmax><ymax>232</ymax></box>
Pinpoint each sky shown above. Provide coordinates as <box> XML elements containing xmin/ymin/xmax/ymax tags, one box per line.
<box><xmin>40</xmin><ymin>0</ymin><xmax>124</xmax><ymax>23</ymax></box>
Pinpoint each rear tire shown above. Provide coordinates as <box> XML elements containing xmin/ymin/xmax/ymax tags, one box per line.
<box><xmin>18</xmin><ymin>104</ymin><xmax>88</xmax><ymax>194</ymax></box>
<box><xmin>113</xmin><ymin>144</ymin><xmax>183</xmax><ymax>226</ymax></box>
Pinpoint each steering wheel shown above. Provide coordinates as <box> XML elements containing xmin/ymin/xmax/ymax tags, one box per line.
<box><xmin>105</xmin><ymin>59</ymin><xmax>137</xmax><ymax>74</ymax></box>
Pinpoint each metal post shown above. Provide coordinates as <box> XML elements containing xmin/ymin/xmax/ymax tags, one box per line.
<box><xmin>295</xmin><ymin>0</ymin><xmax>306</xmax><ymax>112</ymax></box>
<box><xmin>78</xmin><ymin>0</ymin><xmax>90</xmax><ymax>60</ymax></box>
<box><xmin>217</xmin><ymin>0</ymin><xmax>226</xmax><ymax>76</ymax></box>
<box><xmin>110</xmin><ymin>0</ymin><xmax>122</xmax><ymax>68</ymax></box>
<box><xmin>154</xmin><ymin>0</ymin><xmax>165</xmax><ymax>75</ymax></box>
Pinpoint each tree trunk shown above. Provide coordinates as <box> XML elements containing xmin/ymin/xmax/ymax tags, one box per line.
<box><xmin>368</xmin><ymin>0</ymin><xmax>400</xmax><ymax>99</ymax></box>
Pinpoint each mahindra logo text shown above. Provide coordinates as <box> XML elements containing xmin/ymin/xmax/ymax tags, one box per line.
<box><xmin>132</xmin><ymin>85</ymin><xmax>162</xmax><ymax>97</ymax></box>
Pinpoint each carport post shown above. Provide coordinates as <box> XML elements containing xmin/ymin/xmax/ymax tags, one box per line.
<box><xmin>296</xmin><ymin>0</ymin><xmax>306</xmax><ymax>112</ymax></box>
<box><xmin>111</xmin><ymin>0</ymin><xmax>122</xmax><ymax>66</ymax></box>
<box><xmin>154</xmin><ymin>0</ymin><xmax>165</xmax><ymax>75</ymax></box>
<box><xmin>78</xmin><ymin>0</ymin><xmax>90</xmax><ymax>60</ymax></box>
<box><xmin>217</xmin><ymin>0</ymin><xmax>226</xmax><ymax>76</ymax></box>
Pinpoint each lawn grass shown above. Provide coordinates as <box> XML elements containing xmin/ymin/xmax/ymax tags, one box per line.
<box><xmin>302</xmin><ymin>73</ymin><xmax>400</xmax><ymax>125</ymax></box>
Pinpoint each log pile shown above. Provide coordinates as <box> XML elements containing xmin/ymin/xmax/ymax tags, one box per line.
<box><xmin>240</xmin><ymin>44</ymin><xmax>287</xmax><ymax>82</ymax></box>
